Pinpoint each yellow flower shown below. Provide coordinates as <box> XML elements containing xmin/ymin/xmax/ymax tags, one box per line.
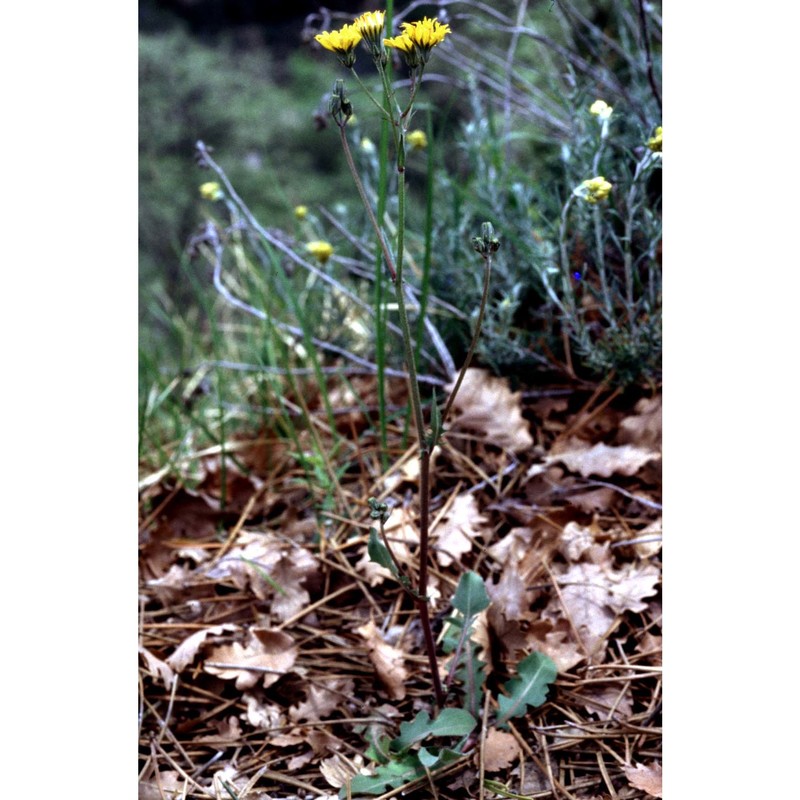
<box><xmin>315</xmin><ymin>23</ymin><xmax>362</xmax><ymax>67</ymax></box>
<box><xmin>647</xmin><ymin>126</ymin><xmax>663</xmax><ymax>153</ymax></box>
<box><xmin>305</xmin><ymin>240</ymin><xmax>334</xmax><ymax>264</ymax></box>
<box><xmin>199</xmin><ymin>182</ymin><xmax>223</xmax><ymax>201</ymax></box>
<box><xmin>294</xmin><ymin>205</ymin><xmax>308</xmax><ymax>220</ymax></box>
<box><xmin>354</xmin><ymin>10</ymin><xmax>385</xmax><ymax>46</ymax></box>
<box><xmin>360</xmin><ymin>137</ymin><xmax>376</xmax><ymax>154</ymax></box>
<box><xmin>406</xmin><ymin>129</ymin><xmax>428</xmax><ymax>150</ymax></box>
<box><xmin>385</xmin><ymin>17</ymin><xmax>451</xmax><ymax>66</ymax></box>
<box><xmin>575</xmin><ymin>176</ymin><xmax>613</xmax><ymax>204</ymax></box>
<box><xmin>589</xmin><ymin>99</ymin><xmax>613</xmax><ymax>119</ymax></box>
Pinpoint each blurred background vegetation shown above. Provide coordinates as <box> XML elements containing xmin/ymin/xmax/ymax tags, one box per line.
<box><xmin>139</xmin><ymin>0</ymin><xmax>661</xmax><ymax>479</ymax></box>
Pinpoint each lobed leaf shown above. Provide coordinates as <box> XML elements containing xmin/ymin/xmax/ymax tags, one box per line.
<box><xmin>496</xmin><ymin>651</ymin><xmax>557</xmax><ymax>727</ymax></box>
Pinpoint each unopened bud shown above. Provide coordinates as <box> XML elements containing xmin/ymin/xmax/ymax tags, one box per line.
<box><xmin>472</xmin><ymin>221</ymin><xmax>501</xmax><ymax>256</ymax></box>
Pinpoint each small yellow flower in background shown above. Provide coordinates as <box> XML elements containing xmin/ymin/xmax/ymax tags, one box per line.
<box><xmin>294</xmin><ymin>205</ymin><xmax>308</xmax><ymax>220</ymax></box>
<box><xmin>305</xmin><ymin>240</ymin><xmax>334</xmax><ymax>264</ymax></box>
<box><xmin>360</xmin><ymin>137</ymin><xmax>376</xmax><ymax>154</ymax></box>
<box><xmin>575</xmin><ymin>176</ymin><xmax>613</xmax><ymax>204</ymax></box>
<box><xmin>199</xmin><ymin>181</ymin><xmax>223</xmax><ymax>201</ymax></box>
<box><xmin>647</xmin><ymin>126</ymin><xmax>663</xmax><ymax>153</ymax></box>
<box><xmin>406</xmin><ymin>129</ymin><xmax>428</xmax><ymax>150</ymax></box>
<box><xmin>315</xmin><ymin>23</ymin><xmax>363</xmax><ymax>67</ymax></box>
<box><xmin>589</xmin><ymin>99</ymin><xmax>613</xmax><ymax>120</ymax></box>
<box><xmin>354</xmin><ymin>10</ymin><xmax>385</xmax><ymax>48</ymax></box>
<box><xmin>385</xmin><ymin>17</ymin><xmax>451</xmax><ymax>67</ymax></box>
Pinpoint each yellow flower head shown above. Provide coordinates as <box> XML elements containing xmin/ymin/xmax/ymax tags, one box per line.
<box><xmin>576</xmin><ymin>176</ymin><xmax>613</xmax><ymax>204</ymax></box>
<box><xmin>360</xmin><ymin>136</ymin><xmax>376</xmax><ymax>154</ymax></box>
<box><xmin>199</xmin><ymin>182</ymin><xmax>223</xmax><ymax>201</ymax></box>
<box><xmin>354</xmin><ymin>10</ymin><xmax>385</xmax><ymax>46</ymax></box>
<box><xmin>305</xmin><ymin>240</ymin><xmax>334</xmax><ymax>264</ymax></box>
<box><xmin>315</xmin><ymin>23</ymin><xmax>362</xmax><ymax>67</ymax></box>
<box><xmin>385</xmin><ymin>16</ymin><xmax>451</xmax><ymax>67</ymax></box>
<box><xmin>406</xmin><ymin>129</ymin><xmax>428</xmax><ymax>150</ymax></box>
<box><xmin>589</xmin><ymin>99</ymin><xmax>613</xmax><ymax>120</ymax></box>
<box><xmin>294</xmin><ymin>205</ymin><xmax>308</xmax><ymax>220</ymax></box>
<box><xmin>647</xmin><ymin>126</ymin><xmax>663</xmax><ymax>153</ymax></box>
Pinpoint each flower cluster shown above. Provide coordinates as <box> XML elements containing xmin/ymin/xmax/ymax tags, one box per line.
<box><xmin>384</xmin><ymin>17</ymin><xmax>451</xmax><ymax>67</ymax></box>
<box><xmin>314</xmin><ymin>10</ymin><xmax>451</xmax><ymax>70</ymax></box>
<box><xmin>314</xmin><ymin>23</ymin><xmax>363</xmax><ymax>67</ymax></box>
<box><xmin>575</xmin><ymin>176</ymin><xmax>613</xmax><ymax>205</ymax></box>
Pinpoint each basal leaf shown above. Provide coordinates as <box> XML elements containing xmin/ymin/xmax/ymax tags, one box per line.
<box><xmin>428</xmin><ymin>707</ymin><xmax>477</xmax><ymax>737</ymax></box>
<box><xmin>451</xmin><ymin>571</ymin><xmax>490</xmax><ymax>619</ymax></box>
<box><xmin>496</xmin><ymin>651</ymin><xmax>557</xmax><ymax>727</ymax></box>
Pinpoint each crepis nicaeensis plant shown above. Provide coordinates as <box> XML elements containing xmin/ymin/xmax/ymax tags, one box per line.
<box><xmin>314</xmin><ymin>8</ymin><xmax>557</xmax><ymax>794</ymax></box>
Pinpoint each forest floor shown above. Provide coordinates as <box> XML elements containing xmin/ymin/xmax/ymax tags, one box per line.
<box><xmin>138</xmin><ymin>370</ymin><xmax>662</xmax><ymax>800</ymax></box>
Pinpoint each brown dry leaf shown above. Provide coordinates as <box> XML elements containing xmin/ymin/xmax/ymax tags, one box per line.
<box><xmin>138</xmin><ymin>645</ymin><xmax>175</xmax><ymax>689</ymax></box>
<box><xmin>524</xmin><ymin>619</ymin><xmax>585</xmax><ymax>673</ymax></box>
<box><xmin>383</xmin><ymin>446</ymin><xmax>441</xmax><ymax>493</ymax></box>
<box><xmin>320</xmin><ymin>753</ymin><xmax>364</xmax><ymax>788</ymax></box>
<box><xmin>581</xmin><ymin>684</ymin><xmax>633</xmax><ymax>721</ymax></box>
<box><xmin>547</xmin><ymin>439</ymin><xmax>660</xmax><ymax>478</ymax></box>
<box><xmin>487</xmin><ymin>564</ymin><xmax>533</xmax><ymax>621</ymax></box>
<box><xmin>630</xmin><ymin>517</ymin><xmax>663</xmax><ymax>558</ymax></box>
<box><xmin>482</xmin><ymin>728</ymin><xmax>520</xmax><ymax>772</ymax></box>
<box><xmin>551</xmin><ymin>558</ymin><xmax>659</xmax><ymax>659</ymax></box>
<box><xmin>166</xmin><ymin>623</ymin><xmax>238</xmax><ymax>672</ymax></box>
<box><xmin>356</xmin><ymin>507</ymin><xmax>419</xmax><ymax>586</ymax></box>
<box><xmin>139</xmin><ymin>771</ymin><xmax>184</xmax><ymax>800</ymax></box>
<box><xmin>205</xmin><ymin>531</ymin><xmax>317</xmax><ymax>620</ymax></box>
<box><xmin>434</xmin><ymin>493</ymin><xmax>488</xmax><ymax>567</ymax></box>
<box><xmin>558</xmin><ymin>521</ymin><xmax>595</xmax><ymax>562</ymax></box>
<box><xmin>289</xmin><ymin>678</ymin><xmax>355</xmax><ymax>723</ymax></box>
<box><xmin>357</xmin><ymin>619</ymin><xmax>408</xmax><ymax>700</ymax></box>
<box><xmin>242</xmin><ymin>693</ymin><xmax>285</xmax><ymax>729</ymax></box>
<box><xmin>205</xmin><ymin>628</ymin><xmax>297</xmax><ymax>690</ymax></box>
<box><xmin>446</xmin><ymin>368</ymin><xmax>534</xmax><ymax>453</ymax></box>
<box><xmin>618</xmin><ymin>395</ymin><xmax>662</xmax><ymax>450</ymax></box>
<box><xmin>623</xmin><ymin>761</ymin><xmax>663</xmax><ymax>797</ymax></box>
<box><xmin>550</xmin><ymin>562</ymin><xmax>617</xmax><ymax>659</ymax></box>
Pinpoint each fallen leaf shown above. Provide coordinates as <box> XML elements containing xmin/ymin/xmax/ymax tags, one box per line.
<box><xmin>205</xmin><ymin>628</ymin><xmax>297</xmax><ymax>690</ymax></box>
<box><xmin>166</xmin><ymin>623</ymin><xmax>238</xmax><ymax>672</ymax></box>
<box><xmin>289</xmin><ymin>679</ymin><xmax>355</xmax><ymax>723</ymax></box>
<box><xmin>623</xmin><ymin>761</ymin><xmax>663</xmax><ymax>797</ymax></box>
<box><xmin>357</xmin><ymin>620</ymin><xmax>408</xmax><ymax>700</ymax></box>
<box><xmin>558</xmin><ymin>522</ymin><xmax>595</xmax><ymax>562</ymax></box>
<box><xmin>580</xmin><ymin>684</ymin><xmax>633</xmax><ymax>720</ymax></box>
<box><xmin>320</xmin><ymin>753</ymin><xmax>364</xmax><ymax>788</ymax></box>
<box><xmin>434</xmin><ymin>493</ymin><xmax>488</xmax><ymax>567</ymax></box>
<box><xmin>618</xmin><ymin>395</ymin><xmax>662</xmax><ymax>451</ymax></box>
<box><xmin>446</xmin><ymin>368</ymin><xmax>534</xmax><ymax>453</ymax></box>
<box><xmin>482</xmin><ymin>728</ymin><xmax>520</xmax><ymax>772</ymax></box>
<box><xmin>139</xmin><ymin>645</ymin><xmax>175</xmax><ymax>689</ymax></box>
<box><xmin>547</xmin><ymin>439</ymin><xmax>660</xmax><ymax>478</ymax></box>
<box><xmin>606</xmin><ymin>562</ymin><xmax>661</xmax><ymax>614</ymax></box>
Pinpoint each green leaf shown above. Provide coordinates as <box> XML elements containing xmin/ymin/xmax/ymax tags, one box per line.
<box><xmin>429</xmin><ymin>707</ymin><xmax>477</xmax><ymax>737</ymax></box>
<box><xmin>344</xmin><ymin>755</ymin><xmax>422</xmax><ymax>796</ymax></box>
<box><xmin>451</xmin><ymin>571</ymin><xmax>490</xmax><ymax>618</ymax></box>
<box><xmin>367</xmin><ymin>527</ymin><xmax>399</xmax><ymax>578</ymax></box>
<box><xmin>496</xmin><ymin>652</ymin><xmax>558</xmax><ymax>727</ymax></box>
<box><xmin>392</xmin><ymin>708</ymin><xmax>476</xmax><ymax>751</ymax></box>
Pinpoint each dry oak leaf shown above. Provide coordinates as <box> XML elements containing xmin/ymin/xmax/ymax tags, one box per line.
<box><xmin>357</xmin><ymin>619</ymin><xmax>409</xmax><ymax>700</ymax></box>
<box><xmin>623</xmin><ymin>761</ymin><xmax>663</xmax><ymax>798</ymax></box>
<box><xmin>482</xmin><ymin>728</ymin><xmax>520</xmax><ymax>772</ymax></box>
<box><xmin>434</xmin><ymin>493</ymin><xmax>488</xmax><ymax>567</ymax></box>
<box><xmin>558</xmin><ymin>521</ymin><xmax>595</xmax><ymax>562</ymax></box>
<box><xmin>618</xmin><ymin>395</ymin><xmax>662</xmax><ymax>450</ymax></box>
<box><xmin>581</xmin><ymin>684</ymin><xmax>634</xmax><ymax>721</ymax></box>
<box><xmin>166</xmin><ymin>623</ymin><xmax>238</xmax><ymax>672</ymax></box>
<box><xmin>289</xmin><ymin>678</ymin><xmax>355</xmax><ymax>723</ymax></box>
<box><xmin>547</xmin><ymin>439</ymin><xmax>660</xmax><ymax>478</ymax></box>
<box><xmin>445</xmin><ymin>368</ymin><xmax>533</xmax><ymax>453</ymax></box>
<box><xmin>138</xmin><ymin>645</ymin><xmax>175</xmax><ymax>689</ymax></box>
<box><xmin>205</xmin><ymin>628</ymin><xmax>297</xmax><ymax>690</ymax></box>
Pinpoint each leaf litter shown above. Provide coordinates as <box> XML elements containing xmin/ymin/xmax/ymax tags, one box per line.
<box><xmin>139</xmin><ymin>376</ymin><xmax>661</xmax><ymax>798</ymax></box>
